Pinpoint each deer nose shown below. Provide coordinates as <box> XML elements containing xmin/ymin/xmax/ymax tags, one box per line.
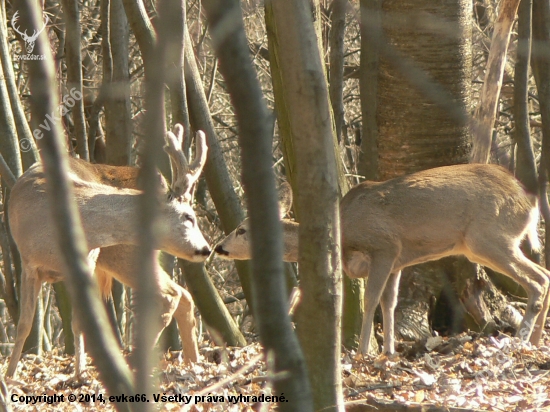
<box><xmin>214</xmin><ymin>245</ymin><xmax>229</xmax><ymax>256</ymax></box>
<box><xmin>195</xmin><ymin>246</ymin><xmax>211</xmax><ymax>257</ymax></box>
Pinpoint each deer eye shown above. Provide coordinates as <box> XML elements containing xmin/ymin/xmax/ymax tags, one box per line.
<box><xmin>184</xmin><ymin>214</ymin><xmax>195</xmax><ymax>226</ymax></box>
<box><xmin>236</xmin><ymin>227</ymin><xmax>246</xmax><ymax>236</ymax></box>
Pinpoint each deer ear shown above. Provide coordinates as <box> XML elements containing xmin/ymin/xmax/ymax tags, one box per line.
<box><xmin>277</xmin><ymin>181</ymin><xmax>293</xmax><ymax>218</ymax></box>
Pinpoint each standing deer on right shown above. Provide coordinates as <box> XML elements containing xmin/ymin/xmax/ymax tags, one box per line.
<box><xmin>215</xmin><ymin>164</ymin><xmax>550</xmax><ymax>355</ymax></box>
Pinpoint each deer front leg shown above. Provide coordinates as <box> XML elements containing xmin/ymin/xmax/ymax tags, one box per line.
<box><xmin>71</xmin><ymin>248</ymin><xmax>100</xmax><ymax>379</ymax></box>
<box><xmin>379</xmin><ymin>271</ymin><xmax>402</xmax><ymax>355</ymax></box>
<box><xmin>6</xmin><ymin>267</ymin><xmax>42</xmax><ymax>378</ymax></box>
<box><xmin>357</xmin><ymin>252</ymin><xmax>397</xmax><ymax>355</ymax></box>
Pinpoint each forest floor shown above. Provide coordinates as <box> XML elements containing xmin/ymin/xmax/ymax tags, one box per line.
<box><xmin>2</xmin><ymin>329</ymin><xmax>549</xmax><ymax>411</ymax></box>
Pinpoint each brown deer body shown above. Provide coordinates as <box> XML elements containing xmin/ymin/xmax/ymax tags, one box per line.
<box><xmin>6</xmin><ymin>125</ymin><xmax>210</xmax><ymax>378</ymax></box>
<box><xmin>215</xmin><ymin>164</ymin><xmax>550</xmax><ymax>355</ymax></box>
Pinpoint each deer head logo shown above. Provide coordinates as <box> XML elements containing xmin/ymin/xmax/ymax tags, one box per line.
<box><xmin>11</xmin><ymin>11</ymin><xmax>49</xmax><ymax>54</ymax></box>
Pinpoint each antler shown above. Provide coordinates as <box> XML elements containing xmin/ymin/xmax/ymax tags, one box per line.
<box><xmin>164</xmin><ymin>124</ymin><xmax>208</xmax><ymax>199</ymax></box>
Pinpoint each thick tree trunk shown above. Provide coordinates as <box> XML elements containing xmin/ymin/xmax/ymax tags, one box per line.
<box><xmin>375</xmin><ymin>0</ymin><xmax>475</xmax><ymax>346</ymax></box>
<box><xmin>377</xmin><ymin>0</ymin><xmax>471</xmax><ymax>179</ymax></box>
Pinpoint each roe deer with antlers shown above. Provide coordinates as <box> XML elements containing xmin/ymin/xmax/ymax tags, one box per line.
<box><xmin>6</xmin><ymin>124</ymin><xmax>210</xmax><ymax>378</ymax></box>
<box><xmin>215</xmin><ymin>164</ymin><xmax>550</xmax><ymax>355</ymax></box>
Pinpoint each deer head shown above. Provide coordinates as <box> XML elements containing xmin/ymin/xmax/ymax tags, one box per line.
<box><xmin>159</xmin><ymin>124</ymin><xmax>210</xmax><ymax>260</ymax></box>
<box><xmin>215</xmin><ymin>181</ymin><xmax>297</xmax><ymax>261</ymax></box>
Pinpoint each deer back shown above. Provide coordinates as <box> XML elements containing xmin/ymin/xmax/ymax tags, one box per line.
<box><xmin>340</xmin><ymin>164</ymin><xmax>538</xmax><ymax>277</ymax></box>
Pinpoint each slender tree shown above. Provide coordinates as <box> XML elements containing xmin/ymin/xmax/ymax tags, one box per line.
<box><xmin>268</xmin><ymin>0</ymin><xmax>344</xmax><ymax>409</ymax></box>
<box><xmin>61</xmin><ymin>0</ymin><xmax>88</xmax><ymax>160</ymax></box>
<box><xmin>202</xmin><ymin>1</ymin><xmax>313</xmax><ymax>410</ymax></box>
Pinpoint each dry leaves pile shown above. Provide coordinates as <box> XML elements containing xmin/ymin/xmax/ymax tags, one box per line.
<box><xmin>346</xmin><ymin>332</ymin><xmax>550</xmax><ymax>411</ymax></box>
<box><xmin>2</xmin><ymin>332</ymin><xmax>550</xmax><ymax>411</ymax></box>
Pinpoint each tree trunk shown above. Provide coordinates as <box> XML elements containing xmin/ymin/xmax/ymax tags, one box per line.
<box><xmin>471</xmin><ymin>0</ymin><xmax>522</xmax><ymax>164</ymax></box>
<box><xmin>532</xmin><ymin>0</ymin><xmax>550</xmax><ymax>268</ymax></box>
<box><xmin>104</xmin><ymin>0</ymin><xmax>132</xmax><ymax>166</ymax></box>
<box><xmin>122</xmin><ymin>0</ymin><xmax>246</xmax><ymax>348</ymax></box>
<box><xmin>183</xmin><ymin>28</ymin><xmax>256</xmax><ymax>309</ymax></box>
<box><xmin>53</xmin><ymin>282</ymin><xmax>75</xmax><ymax>354</ymax></box>
<box><xmin>0</xmin><ymin>66</ymin><xmax>22</xmax><ymax>181</ymax></box>
<box><xmin>266</xmin><ymin>0</ymin><xmax>362</xmax><ymax>352</ymax></box>
<box><xmin>329</xmin><ymin>0</ymin><xmax>346</xmax><ymax>144</ymax></box>
<box><xmin>202</xmin><ymin>1</ymin><xmax>313</xmax><ymax>410</ymax></box>
<box><xmin>358</xmin><ymin>0</ymin><xmax>381</xmax><ymax>181</ymax></box>
<box><xmin>16</xmin><ymin>3</ymin><xmax>134</xmax><ymax>405</ymax></box>
<box><xmin>101</xmin><ymin>0</ymin><xmax>133</xmax><ymax>348</ymax></box>
<box><xmin>375</xmin><ymin>0</ymin><xmax>474</xmax><ymax>346</ymax></box>
<box><xmin>513</xmin><ymin>0</ymin><xmax>537</xmax><ymax>195</ymax></box>
<box><xmin>61</xmin><ymin>0</ymin><xmax>88</xmax><ymax>161</ymax></box>
<box><xmin>0</xmin><ymin>6</ymin><xmax>38</xmax><ymax>168</ymax></box>
<box><xmin>268</xmin><ymin>0</ymin><xmax>344</xmax><ymax>410</ymax></box>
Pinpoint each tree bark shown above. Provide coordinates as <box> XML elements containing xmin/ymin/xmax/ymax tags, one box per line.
<box><xmin>268</xmin><ymin>0</ymin><xmax>344</xmax><ymax>410</ymax></box>
<box><xmin>16</xmin><ymin>3</ymin><xmax>134</xmax><ymax>407</ymax></box>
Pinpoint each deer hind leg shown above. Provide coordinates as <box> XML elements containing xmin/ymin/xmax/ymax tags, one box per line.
<box><xmin>354</xmin><ymin>250</ymin><xmax>398</xmax><ymax>355</ymax></box>
<box><xmin>379</xmin><ymin>271</ymin><xmax>402</xmax><ymax>355</ymax></box>
<box><xmin>156</xmin><ymin>272</ymin><xmax>198</xmax><ymax>363</ymax></box>
<box><xmin>467</xmin><ymin>240</ymin><xmax>550</xmax><ymax>345</ymax></box>
<box><xmin>6</xmin><ymin>266</ymin><xmax>42</xmax><ymax>378</ymax></box>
